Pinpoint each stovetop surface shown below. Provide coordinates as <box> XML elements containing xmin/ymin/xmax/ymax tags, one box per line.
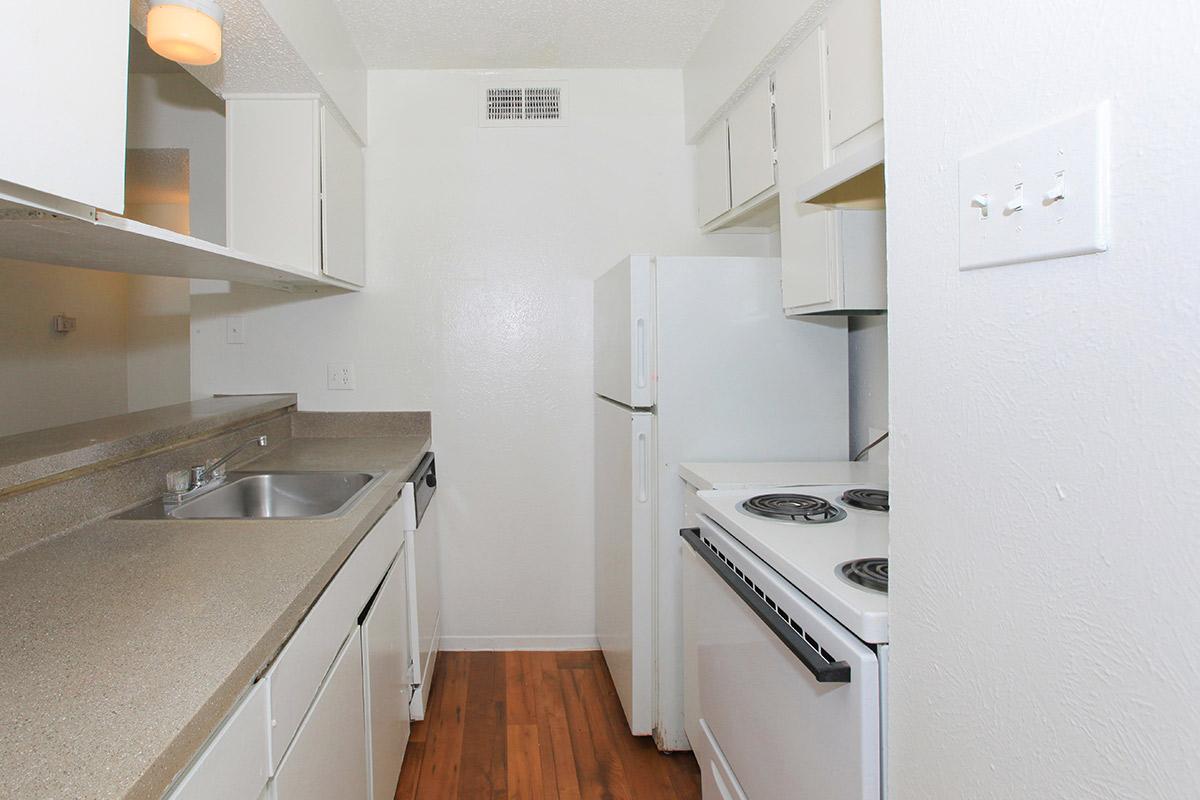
<box><xmin>695</xmin><ymin>483</ymin><xmax>889</xmax><ymax>644</ymax></box>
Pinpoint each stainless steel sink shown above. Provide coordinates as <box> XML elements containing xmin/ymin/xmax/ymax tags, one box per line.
<box><xmin>166</xmin><ymin>471</ymin><xmax>380</xmax><ymax>520</ymax></box>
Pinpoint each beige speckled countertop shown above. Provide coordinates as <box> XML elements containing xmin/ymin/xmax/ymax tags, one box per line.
<box><xmin>0</xmin><ymin>433</ymin><xmax>430</xmax><ymax>800</ymax></box>
<box><xmin>0</xmin><ymin>395</ymin><xmax>298</xmax><ymax>494</ymax></box>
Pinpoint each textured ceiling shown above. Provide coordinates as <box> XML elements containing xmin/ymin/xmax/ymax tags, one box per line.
<box><xmin>331</xmin><ymin>0</ymin><xmax>725</xmax><ymax>68</ymax></box>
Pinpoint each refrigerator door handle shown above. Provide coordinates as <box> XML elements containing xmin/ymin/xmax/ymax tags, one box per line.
<box><xmin>636</xmin><ymin>431</ymin><xmax>649</xmax><ymax>503</ymax></box>
<box><xmin>635</xmin><ymin>317</ymin><xmax>647</xmax><ymax>389</ymax></box>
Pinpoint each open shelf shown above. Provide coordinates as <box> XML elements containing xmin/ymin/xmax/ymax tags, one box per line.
<box><xmin>795</xmin><ymin>139</ymin><xmax>885</xmax><ymax>209</ymax></box>
<box><xmin>0</xmin><ymin>206</ymin><xmax>353</xmax><ymax>291</ymax></box>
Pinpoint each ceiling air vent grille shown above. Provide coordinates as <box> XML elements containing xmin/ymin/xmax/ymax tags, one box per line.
<box><xmin>481</xmin><ymin>82</ymin><xmax>567</xmax><ymax>127</ymax></box>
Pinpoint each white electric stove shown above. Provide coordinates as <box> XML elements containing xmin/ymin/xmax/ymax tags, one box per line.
<box><xmin>682</xmin><ymin>477</ymin><xmax>889</xmax><ymax>800</ymax></box>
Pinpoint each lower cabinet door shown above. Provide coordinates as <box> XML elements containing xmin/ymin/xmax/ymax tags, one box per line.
<box><xmin>362</xmin><ymin>550</ymin><xmax>411</xmax><ymax>800</ymax></box>
<box><xmin>273</xmin><ymin>627</ymin><xmax>369</xmax><ymax>800</ymax></box>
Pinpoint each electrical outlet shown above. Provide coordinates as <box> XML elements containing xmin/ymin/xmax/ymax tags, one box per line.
<box><xmin>327</xmin><ymin>362</ymin><xmax>356</xmax><ymax>391</ymax></box>
<box><xmin>226</xmin><ymin>316</ymin><xmax>245</xmax><ymax>344</ymax></box>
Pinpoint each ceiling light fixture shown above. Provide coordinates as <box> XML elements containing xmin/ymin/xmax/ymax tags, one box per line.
<box><xmin>146</xmin><ymin>0</ymin><xmax>224</xmax><ymax>67</ymax></box>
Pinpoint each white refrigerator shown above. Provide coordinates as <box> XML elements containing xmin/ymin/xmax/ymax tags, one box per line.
<box><xmin>594</xmin><ymin>254</ymin><xmax>849</xmax><ymax>750</ymax></box>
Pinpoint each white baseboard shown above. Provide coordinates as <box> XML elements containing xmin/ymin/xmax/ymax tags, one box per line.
<box><xmin>439</xmin><ymin>634</ymin><xmax>600</xmax><ymax>652</ymax></box>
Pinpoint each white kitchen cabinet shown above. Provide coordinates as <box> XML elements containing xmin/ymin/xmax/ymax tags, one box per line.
<box><xmin>774</xmin><ymin>2</ymin><xmax>887</xmax><ymax>314</ymax></box>
<box><xmin>824</xmin><ymin>0</ymin><xmax>884</xmax><ymax>151</ymax></box>
<box><xmin>226</xmin><ymin>95</ymin><xmax>366</xmax><ymax>285</ymax></box>
<box><xmin>780</xmin><ymin>206</ymin><xmax>834</xmax><ymax>310</ymax></box>
<box><xmin>362</xmin><ymin>549</ymin><xmax>411</xmax><ymax>800</ymax></box>
<box><xmin>694</xmin><ymin>121</ymin><xmax>731</xmax><ymax>226</ymax></box>
<box><xmin>320</xmin><ymin>107</ymin><xmax>367</xmax><ymax>286</ymax></box>
<box><xmin>782</xmin><ymin>209</ymin><xmax>886</xmax><ymax>315</ymax></box>
<box><xmin>0</xmin><ymin>2</ymin><xmax>128</xmax><ymax>212</ymax></box>
<box><xmin>165</xmin><ymin>681</ymin><xmax>271</xmax><ymax>800</ymax></box>
<box><xmin>727</xmin><ymin>76</ymin><xmax>777</xmax><ymax>209</ymax></box>
<box><xmin>266</xmin><ymin>498</ymin><xmax>404</xmax><ymax>769</ymax></box>
<box><xmin>273</xmin><ymin>628</ymin><xmax>370</xmax><ymax>800</ymax></box>
<box><xmin>774</xmin><ymin>28</ymin><xmax>828</xmax><ymax>196</ymax></box>
<box><xmin>226</xmin><ymin>95</ymin><xmax>322</xmax><ymax>275</ymax></box>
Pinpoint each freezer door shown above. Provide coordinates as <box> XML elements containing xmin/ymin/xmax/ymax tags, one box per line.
<box><xmin>594</xmin><ymin>255</ymin><xmax>655</xmax><ymax>408</ymax></box>
<box><xmin>594</xmin><ymin>396</ymin><xmax>655</xmax><ymax>734</ymax></box>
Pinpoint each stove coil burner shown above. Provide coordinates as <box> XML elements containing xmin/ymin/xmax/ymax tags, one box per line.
<box><xmin>839</xmin><ymin>558</ymin><xmax>888</xmax><ymax>593</ymax></box>
<box><xmin>740</xmin><ymin>493</ymin><xmax>847</xmax><ymax>524</ymax></box>
<box><xmin>841</xmin><ymin>488</ymin><xmax>889</xmax><ymax>512</ymax></box>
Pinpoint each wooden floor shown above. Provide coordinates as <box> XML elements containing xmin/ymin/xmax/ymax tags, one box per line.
<box><xmin>395</xmin><ymin>651</ymin><xmax>701</xmax><ymax>799</ymax></box>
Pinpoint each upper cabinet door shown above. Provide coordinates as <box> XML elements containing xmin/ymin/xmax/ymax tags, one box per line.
<box><xmin>727</xmin><ymin>77</ymin><xmax>776</xmax><ymax>208</ymax></box>
<box><xmin>824</xmin><ymin>0</ymin><xmax>884</xmax><ymax>148</ymax></box>
<box><xmin>320</xmin><ymin>107</ymin><xmax>366</xmax><ymax>286</ymax></box>
<box><xmin>0</xmin><ymin>2</ymin><xmax>128</xmax><ymax>211</ymax></box>
<box><xmin>227</xmin><ymin>96</ymin><xmax>322</xmax><ymax>274</ymax></box>
<box><xmin>774</xmin><ymin>28</ymin><xmax>828</xmax><ymax>190</ymax></box>
<box><xmin>694</xmin><ymin>121</ymin><xmax>731</xmax><ymax>225</ymax></box>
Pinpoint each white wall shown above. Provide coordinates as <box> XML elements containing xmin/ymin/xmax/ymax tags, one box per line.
<box><xmin>190</xmin><ymin>69</ymin><xmax>771</xmax><ymax>647</ymax></box>
<box><xmin>848</xmin><ymin>316</ymin><xmax>887</xmax><ymax>458</ymax></box>
<box><xmin>0</xmin><ymin>262</ymin><xmax>129</xmax><ymax>437</ymax></box>
<box><xmin>884</xmin><ymin>2</ymin><xmax>1200</xmax><ymax>797</ymax></box>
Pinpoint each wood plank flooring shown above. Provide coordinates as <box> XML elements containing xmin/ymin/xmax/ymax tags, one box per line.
<box><xmin>395</xmin><ymin>651</ymin><xmax>701</xmax><ymax>800</ymax></box>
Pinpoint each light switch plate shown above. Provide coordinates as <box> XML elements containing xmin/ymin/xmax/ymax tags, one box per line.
<box><xmin>959</xmin><ymin>103</ymin><xmax>1110</xmax><ymax>270</ymax></box>
<box><xmin>225</xmin><ymin>316</ymin><xmax>245</xmax><ymax>344</ymax></box>
<box><xmin>326</xmin><ymin>362</ymin><xmax>356</xmax><ymax>391</ymax></box>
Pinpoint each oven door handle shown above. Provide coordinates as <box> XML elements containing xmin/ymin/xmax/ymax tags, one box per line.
<box><xmin>680</xmin><ymin>527</ymin><xmax>852</xmax><ymax>684</ymax></box>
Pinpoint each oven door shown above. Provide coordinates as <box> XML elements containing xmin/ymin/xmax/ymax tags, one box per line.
<box><xmin>682</xmin><ymin>516</ymin><xmax>881</xmax><ymax>800</ymax></box>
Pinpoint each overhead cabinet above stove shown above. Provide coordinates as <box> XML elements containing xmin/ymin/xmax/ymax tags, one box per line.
<box><xmin>687</xmin><ymin>0</ymin><xmax>888</xmax><ymax>315</ymax></box>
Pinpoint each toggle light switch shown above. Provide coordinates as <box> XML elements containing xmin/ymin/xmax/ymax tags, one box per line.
<box><xmin>958</xmin><ymin>103</ymin><xmax>1109</xmax><ymax>270</ymax></box>
<box><xmin>971</xmin><ymin>194</ymin><xmax>991</xmax><ymax>219</ymax></box>
<box><xmin>1004</xmin><ymin>184</ymin><xmax>1024</xmax><ymax>215</ymax></box>
<box><xmin>1043</xmin><ymin>171</ymin><xmax>1066</xmax><ymax>204</ymax></box>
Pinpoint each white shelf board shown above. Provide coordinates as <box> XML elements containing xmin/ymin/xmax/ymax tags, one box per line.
<box><xmin>795</xmin><ymin>139</ymin><xmax>885</xmax><ymax>206</ymax></box>
<box><xmin>0</xmin><ymin>208</ymin><xmax>355</xmax><ymax>291</ymax></box>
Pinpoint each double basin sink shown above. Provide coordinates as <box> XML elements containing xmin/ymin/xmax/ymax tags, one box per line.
<box><xmin>122</xmin><ymin>471</ymin><xmax>382</xmax><ymax>520</ymax></box>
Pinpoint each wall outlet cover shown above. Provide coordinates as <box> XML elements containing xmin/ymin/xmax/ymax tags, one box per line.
<box><xmin>326</xmin><ymin>362</ymin><xmax>356</xmax><ymax>391</ymax></box>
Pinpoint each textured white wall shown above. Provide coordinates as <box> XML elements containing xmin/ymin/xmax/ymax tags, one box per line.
<box><xmin>883</xmin><ymin>2</ymin><xmax>1200</xmax><ymax>797</ymax></box>
<box><xmin>190</xmin><ymin>69</ymin><xmax>772</xmax><ymax>646</ymax></box>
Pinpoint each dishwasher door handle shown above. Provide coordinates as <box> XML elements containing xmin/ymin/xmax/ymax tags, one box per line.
<box><xmin>680</xmin><ymin>527</ymin><xmax>852</xmax><ymax>684</ymax></box>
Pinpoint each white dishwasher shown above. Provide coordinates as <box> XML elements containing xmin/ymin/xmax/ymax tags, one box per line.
<box><xmin>401</xmin><ymin>452</ymin><xmax>441</xmax><ymax>720</ymax></box>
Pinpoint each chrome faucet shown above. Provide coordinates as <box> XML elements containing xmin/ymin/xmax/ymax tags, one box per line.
<box><xmin>190</xmin><ymin>435</ymin><xmax>268</xmax><ymax>488</ymax></box>
<box><xmin>165</xmin><ymin>436</ymin><xmax>268</xmax><ymax>506</ymax></box>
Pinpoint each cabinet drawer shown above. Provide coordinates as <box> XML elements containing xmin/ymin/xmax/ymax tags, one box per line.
<box><xmin>166</xmin><ymin>680</ymin><xmax>270</xmax><ymax>800</ymax></box>
<box><xmin>267</xmin><ymin>500</ymin><xmax>404</xmax><ymax>769</ymax></box>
